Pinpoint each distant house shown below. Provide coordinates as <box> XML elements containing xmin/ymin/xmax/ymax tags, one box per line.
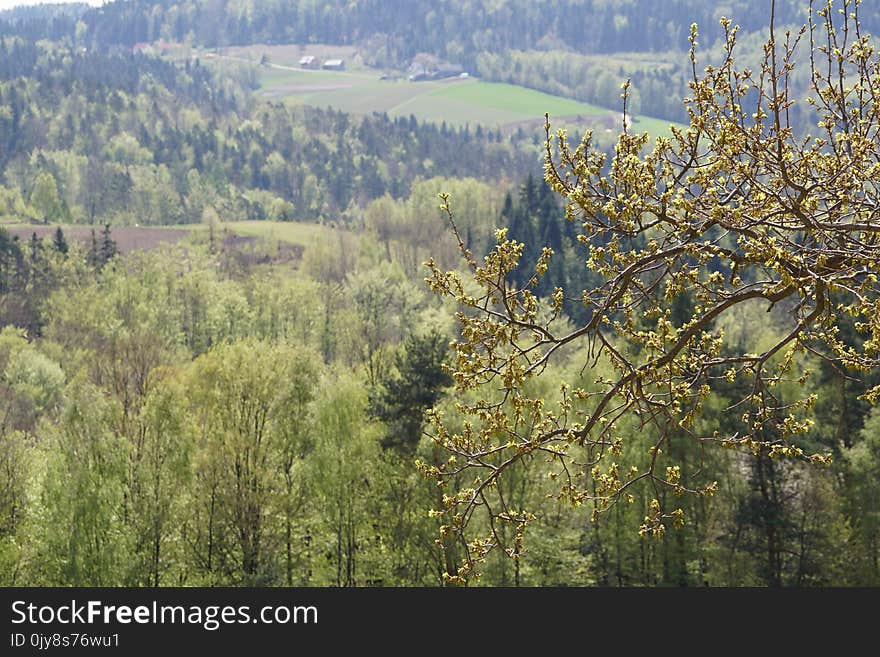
<box><xmin>407</xmin><ymin>62</ymin><xmax>427</xmax><ymax>81</ymax></box>
<box><xmin>322</xmin><ymin>59</ymin><xmax>345</xmax><ymax>71</ymax></box>
<box><xmin>407</xmin><ymin>61</ymin><xmax>464</xmax><ymax>82</ymax></box>
<box><xmin>299</xmin><ymin>55</ymin><xmax>318</xmax><ymax>68</ymax></box>
<box><xmin>432</xmin><ymin>64</ymin><xmax>463</xmax><ymax>80</ymax></box>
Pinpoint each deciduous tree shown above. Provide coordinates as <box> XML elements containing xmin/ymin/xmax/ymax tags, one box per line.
<box><xmin>424</xmin><ymin>0</ymin><xmax>879</xmax><ymax>583</ymax></box>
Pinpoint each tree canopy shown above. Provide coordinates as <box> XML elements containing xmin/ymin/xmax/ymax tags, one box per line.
<box><xmin>424</xmin><ymin>0</ymin><xmax>880</xmax><ymax>583</ymax></box>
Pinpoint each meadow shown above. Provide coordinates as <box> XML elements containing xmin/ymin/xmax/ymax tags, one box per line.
<box><xmin>221</xmin><ymin>220</ymin><xmax>346</xmax><ymax>248</ymax></box>
<box><xmin>218</xmin><ymin>44</ymin><xmax>679</xmax><ymax>135</ymax></box>
<box><xmin>2</xmin><ymin>221</ymin><xmax>342</xmax><ymax>254</ymax></box>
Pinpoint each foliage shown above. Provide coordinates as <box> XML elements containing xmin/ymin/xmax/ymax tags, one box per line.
<box><xmin>0</xmin><ymin>40</ymin><xmax>534</xmax><ymax>227</ymax></box>
<box><xmin>370</xmin><ymin>331</ymin><xmax>453</xmax><ymax>453</ymax></box>
<box><xmin>424</xmin><ymin>0</ymin><xmax>879</xmax><ymax>583</ymax></box>
<box><xmin>1</xmin><ymin>0</ymin><xmax>879</xmax><ymax>588</ymax></box>
<box><xmin>16</xmin><ymin>1</ymin><xmax>878</xmax><ymax>71</ymax></box>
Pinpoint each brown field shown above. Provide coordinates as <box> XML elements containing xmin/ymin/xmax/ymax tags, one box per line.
<box><xmin>5</xmin><ymin>223</ymin><xmax>312</xmax><ymax>266</ymax></box>
<box><xmin>5</xmin><ymin>225</ymin><xmax>193</xmax><ymax>254</ymax></box>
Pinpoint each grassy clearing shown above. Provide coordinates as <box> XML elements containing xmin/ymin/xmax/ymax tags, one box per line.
<box><xmin>223</xmin><ymin>220</ymin><xmax>345</xmax><ymax>247</ymax></box>
<box><xmin>265</xmin><ymin>72</ymin><xmax>616</xmax><ymax>128</ymax></box>
<box><xmin>228</xmin><ymin>44</ymin><xmax>682</xmax><ymax>136</ymax></box>
<box><xmin>623</xmin><ymin>114</ymin><xmax>682</xmax><ymax>138</ymax></box>
<box><xmin>259</xmin><ymin>68</ymin><xmax>350</xmax><ymax>89</ymax></box>
<box><xmin>576</xmin><ymin>51</ymin><xmax>682</xmax><ymax>70</ymax></box>
<box><xmin>384</xmin><ymin>79</ymin><xmax>612</xmax><ymax>128</ymax></box>
<box><xmin>429</xmin><ymin>81</ymin><xmax>606</xmax><ymax>117</ymax></box>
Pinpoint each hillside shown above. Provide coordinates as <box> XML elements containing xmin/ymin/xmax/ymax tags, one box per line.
<box><xmin>217</xmin><ymin>43</ymin><xmax>678</xmax><ymax>135</ymax></box>
<box><xmin>0</xmin><ymin>39</ymin><xmax>537</xmax><ymax>227</ymax></box>
<box><xmin>1</xmin><ymin>0</ymin><xmax>879</xmax><ymax>596</ymax></box>
<box><xmin>7</xmin><ymin>0</ymin><xmax>865</xmax><ymax>129</ymax></box>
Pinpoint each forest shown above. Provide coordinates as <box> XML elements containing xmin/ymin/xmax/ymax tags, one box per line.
<box><xmin>3</xmin><ymin>0</ymin><xmax>868</xmax><ymax>128</ymax></box>
<box><xmin>0</xmin><ymin>0</ymin><xmax>879</xmax><ymax>587</ymax></box>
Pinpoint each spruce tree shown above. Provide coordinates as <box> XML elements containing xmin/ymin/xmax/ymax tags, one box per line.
<box><xmin>100</xmin><ymin>224</ymin><xmax>117</xmax><ymax>267</ymax></box>
<box><xmin>28</xmin><ymin>232</ymin><xmax>43</xmax><ymax>268</ymax></box>
<box><xmin>370</xmin><ymin>332</ymin><xmax>452</xmax><ymax>453</ymax></box>
<box><xmin>52</xmin><ymin>226</ymin><xmax>68</xmax><ymax>256</ymax></box>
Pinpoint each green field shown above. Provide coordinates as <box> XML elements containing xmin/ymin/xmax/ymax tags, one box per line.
<box><xmin>385</xmin><ymin>80</ymin><xmax>611</xmax><ymax>127</ymax></box>
<box><xmin>223</xmin><ymin>220</ymin><xmax>346</xmax><ymax>247</ymax></box>
<box><xmin>262</xmin><ymin>70</ymin><xmax>631</xmax><ymax>129</ymax></box>
<box><xmin>223</xmin><ymin>47</ymin><xmax>680</xmax><ymax>136</ymax></box>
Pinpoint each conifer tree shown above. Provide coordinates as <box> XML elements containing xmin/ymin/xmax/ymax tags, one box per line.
<box><xmin>52</xmin><ymin>226</ymin><xmax>68</xmax><ymax>256</ymax></box>
<box><xmin>100</xmin><ymin>224</ymin><xmax>118</xmax><ymax>266</ymax></box>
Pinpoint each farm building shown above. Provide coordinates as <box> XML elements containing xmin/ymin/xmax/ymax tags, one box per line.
<box><xmin>407</xmin><ymin>62</ymin><xmax>464</xmax><ymax>81</ymax></box>
<box><xmin>322</xmin><ymin>59</ymin><xmax>345</xmax><ymax>71</ymax></box>
<box><xmin>432</xmin><ymin>64</ymin><xmax>464</xmax><ymax>79</ymax></box>
<box><xmin>299</xmin><ymin>55</ymin><xmax>318</xmax><ymax>68</ymax></box>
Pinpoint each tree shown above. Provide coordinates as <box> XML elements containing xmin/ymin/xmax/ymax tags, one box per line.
<box><xmin>128</xmin><ymin>368</ymin><xmax>193</xmax><ymax>587</ymax></box>
<box><xmin>0</xmin><ymin>228</ymin><xmax>22</xmax><ymax>295</ymax></box>
<box><xmin>271</xmin><ymin>347</ymin><xmax>320</xmax><ymax>586</ymax></box>
<box><xmin>87</xmin><ymin>228</ymin><xmax>100</xmax><ymax>270</ymax></box>
<box><xmin>846</xmin><ymin>407</ymin><xmax>880</xmax><ymax>584</ymax></box>
<box><xmin>423</xmin><ymin>1</ymin><xmax>879</xmax><ymax>583</ymax></box>
<box><xmin>201</xmin><ymin>206</ymin><xmax>220</xmax><ymax>254</ymax></box>
<box><xmin>184</xmin><ymin>339</ymin><xmax>319</xmax><ymax>585</ymax></box>
<box><xmin>52</xmin><ymin>227</ymin><xmax>68</xmax><ymax>256</ymax></box>
<box><xmin>347</xmin><ymin>261</ymin><xmax>418</xmax><ymax>389</ymax></box>
<box><xmin>370</xmin><ymin>331</ymin><xmax>453</xmax><ymax>453</ymax></box>
<box><xmin>100</xmin><ymin>224</ymin><xmax>118</xmax><ymax>266</ymax></box>
<box><xmin>39</xmin><ymin>375</ymin><xmax>129</xmax><ymax>585</ymax></box>
<box><xmin>30</xmin><ymin>172</ymin><xmax>62</xmax><ymax>225</ymax></box>
<box><xmin>0</xmin><ymin>426</ymin><xmax>30</xmax><ymax>584</ymax></box>
<box><xmin>310</xmin><ymin>375</ymin><xmax>382</xmax><ymax>586</ymax></box>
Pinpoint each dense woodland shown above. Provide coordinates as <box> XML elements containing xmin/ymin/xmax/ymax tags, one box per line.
<box><xmin>1</xmin><ymin>0</ymin><xmax>879</xmax><ymax>587</ymax></box>
<box><xmin>7</xmin><ymin>1</ymin><xmax>874</xmax><ymax>61</ymax></box>
<box><xmin>2</xmin><ymin>181</ymin><xmax>879</xmax><ymax>586</ymax></box>
<box><xmin>2</xmin><ymin>0</ymin><xmax>866</xmax><ymax>128</ymax></box>
<box><xmin>0</xmin><ymin>39</ymin><xmax>531</xmax><ymax>227</ymax></box>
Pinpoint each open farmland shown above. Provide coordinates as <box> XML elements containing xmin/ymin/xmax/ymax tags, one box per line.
<box><xmin>4</xmin><ymin>221</ymin><xmax>346</xmax><ymax>256</ymax></box>
<box><xmin>214</xmin><ymin>44</ymin><xmax>679</xmax><ymax>135</ymax></box>
<box><xmin>4</xmin><ymin>225</ymin><xmax>193</xmax><ymax>254</ymax></box>
<box><xmin>385</xmin><ymin>80</ymin><xmax>607</xmax><ymax>127</ymax></box>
